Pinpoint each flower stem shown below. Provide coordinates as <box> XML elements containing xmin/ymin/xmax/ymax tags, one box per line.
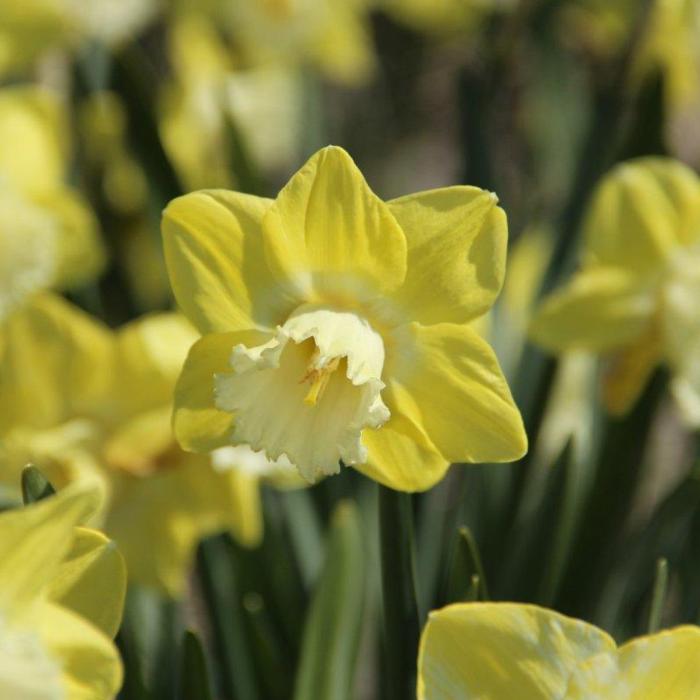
<box><xmin>378</xmin><ymin>485</ymin><xmax>421</xmax><ymax>700</ymax></box>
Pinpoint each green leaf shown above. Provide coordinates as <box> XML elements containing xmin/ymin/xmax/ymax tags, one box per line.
<box><xmin>21</xmin><ymin>465</ymin><xmax>56</xmax><ymax>504</ymax></box>
<box><xmin>197</xmin><ymin>536</ymin><xmax>259</xmax><ymax>700</ymax></box>
<box><xmin>444</xmin><ymin>526</ymin><xmax>490</xmax><ymax>604</ymax></box>
<box><xmin>378</xmin><ymin>485</ymin><xmax>421</xmax><ymax>700</ymax></box>
<box><xmin>293</xmin><ymin>501</ymin><xmax>365</xmax><ymax>700</ymax></box>
<box><xmin>180</xmin><ymin>630</ymin><xmax>214</xmax><ymax>700</ymax></box>
<box><xmin>647</xmin><ymin>558</ymin><xmax>669</xmax><ymax>634</ymax></box>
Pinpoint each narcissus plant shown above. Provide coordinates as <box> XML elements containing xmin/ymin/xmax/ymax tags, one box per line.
<box><xmin>418</xmin><ymin>602</ymin><xmax>700</xmax><ymax>699</ymax></box>
<box><xmin>164</xmin><ymin>145</ymin><xmax>527</xmax><ymax>492</ymax></box>
<box><xmin>0</xmin><ymin>294</ymin><xmax>295</xmax><ymax>596</ymax></box>
<box><xmin>531</xmin><ymin>157</ymin><xmax>700</xmax><ymax>426</ymax></box>
<box><xmin>0</xmin><ymin>483</ymin><xmax>125</xmax><ymax>699</ymax></box>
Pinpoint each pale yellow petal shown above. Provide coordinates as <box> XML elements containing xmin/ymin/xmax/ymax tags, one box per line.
<box><xmin>583</xmin><ymin>158</ymin><xmax>700</xmax><ymax>274</ymax></box>
<box><xmin>602</xmin><ymin>321</ymin><xmax>662</xmax><ymax>415</ymax></box>
<box><xmin>417</xmin><ymin>602</ymin><xmax>615</xmax><ymax>700</ymax></box>
<box><xmin>0</xmin><ymin>86</ymin><xmax>66</xmax><ymax>196</ymax></box>
<box><xmin>262</xmin><ymin>146</ymin><xmax>407</xmax><ymax>304</ymax></box>
<box><xmin>0</xmin><ymin>293</ymin><xmax>114</xmax><ymax>432</ymax></box>
<box><xmin>162</xmin><ymin>190</ymin><xmax>283</xmax><ymax>334</ymax></box>
<box><xmin>358</xmin><ymin>398</ymin><xmax>450</xmax><ymax>492</ymax></box>
<box><xmin>661</xmin><ymin>246</ymin><xmax>700</xmax><ymax>427</ymax></box>
<box><xmin>388</xmin><ymin>322</ymin><xmax>527</xmax><ymax>465</ymax></box>
<box><xmin>41</xmin><ymin>189</ymin><xmax>105</xmax><ymax>290</ymax></box>
<box><xmin>105</xmin><ymin>455</ymin><xmax>252</xmax><ymax>596</ymax></box>
<box><xmin>47</xmin><ymin>527</ymin><xmax>126</xmax><ymax>639</ymax></box>
<box><xmin>566</xmin><ymin>626</ymin><xmax>700</xmax><ymax>698</ymax></box>
<box><xmin>386</xmin><ymin>186</ymin><xmax>506</xmax><ymax>325</ymax></box>
<box><xmin>113</xmin><ymin>313</ymin><xmax>197</xmax><ymax>420</ymax></box>
<box><xmin>41</xmin><ymin>602</ymin><xmax>123</xmax><ymax>700</ymax></box>
<box><xmin>0</xmin><ymin>484</ymin><xmax>100</xmax><ymax>617</ymax></box>
<box><xmin>530</xmin><ymin>268</ymin><xmax>656</xmax><ymax>353</ymax></box>
<box><xmin>173</xmin><ymin>329</ymin><xmax>270</xmax><ymax>453</ymax></box>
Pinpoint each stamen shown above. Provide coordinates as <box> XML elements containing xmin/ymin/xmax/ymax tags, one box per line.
<box><xmin>302</xmin><ymin>356</ymin><xmax>341</xmax><ymax>406</ymax></box>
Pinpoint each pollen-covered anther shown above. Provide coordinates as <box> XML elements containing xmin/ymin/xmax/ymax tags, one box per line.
<box><xmin>301</xmin><ymin>352</ymin><xmax>341</xmax><ymax>406</ymax></box>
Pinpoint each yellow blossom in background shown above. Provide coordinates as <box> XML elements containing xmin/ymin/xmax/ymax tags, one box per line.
<box><xmin>0</xmin><ymin>483</ymin><xmax>125</xmax><ymax>699</ymax></box>
<box><xmin>165</xmin><ymin>146</ymin><xmax>526</xmax><ymax>492</ymax></box>
<box><xmin>217</xmin><ymin>0</ymin><xmax>375</xmax><ymax>85</ymax></box>
<box><xmin>418</xmin><ymin>602</ymin><xmax>700</xmax><ymax>699</ymax></box>
<box><xmin>531</xmin><ymin>157</ymin><xmax>700</xmax><ymax>426</ymax></box>
<box><xmin>0</xmin><ymin>86</ymin><xmax>104</xmax><ymax>322</ymax></box>
<box><xmin>0</xmin><ymin>0</ymin><xmax>159</xmax><ymax>75</ymax></box>
<box><xmin>380</xmin><ymin>0</ymin><xmax>515</xmax><ymax>36</ymax></box>
<box><xmin>639</xmin><ymin>0</ymin><xmax>700</xmax><ymax>164</ymax></box>
<box><xmin>0</xmin><ymin>294</ymin><xmax>295</xmax><ymax>596</ymax></box>
<box><xmin>159</xmin><ymin>12</ymin><xmax>304</xmax><ymax>192</ymax></box>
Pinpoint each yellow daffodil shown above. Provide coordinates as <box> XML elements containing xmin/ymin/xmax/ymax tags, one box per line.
<box><xmin>0</xmin><ymin>0</ymin><xmax>158</xmax><ymax>75</ymax></box>
<box><xmin>216</xmin><ymin>0</ymin><xmax>375</xmax><ymax>85</ymax></box>
<box><xmin>159</xmin><ymin>13</ymin><xmax>303</xmax><ymax>191</ymax></box>
<box><xmin>0</xmin><ymin>86</ymin><xmax>104</xmax><ymax>322</ymax></box>
<box><xmin>0</xmin><ymin>483</ymin><xmax>125</xmax><ymax>699</ymax></box>
<box><xmin>0</xmin><ymin>294</ymin><xmax>295</xmax><ymax>596</ymax></box>
<box><xmin>164</xmin><ymin>145</ymin><xmax>527</xmax><ymax>491</ymax></box>
<box><xmin>531</xmin><ymin>157</ymin><xmax>700</xmax><ymax>426</ymax></box>
<box><xmin>418</xmin><ymin>602</ymin><xmax>700</xmax><ymax>699</ymax></box>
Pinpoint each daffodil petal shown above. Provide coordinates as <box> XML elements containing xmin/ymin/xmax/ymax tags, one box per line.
<box><xmin>43</xmin><ymin>188</ymin><xmax>105</xmax><ymax>290</ymax></box>
<box><xmin>583</xmin><ymin>158</ymin><xmax>700</xmax><ymax>274</ymax></box>
<box><xmin>41</xmin><ymin>602</ymin><xmax>123</xmax><ymax>700</ymax></box>
<box><xmin>262</xmin><ymin>146</ymin><xmax>407</xmax><ymax>303</ymax></box>
<box><xmin>386</xmin><ymin>186</ymin><xmax>506</xmax><ymax>325</ymax></box>
<box><xmin>602</xmin><ymin>322</ymin><xmax>662</xmax><ymax>416</ymax></box>
<box><xmin>662</xmin><ymin>246</ymin><xmax>700</xmax><ymax>427</ymax></box>
<box><xmin>359</xmin><ymin>391</ymin><xmax>449</xmax><ymax>492</ymax></box>
<box><xmin>162</xmin><ymin>189</ymin><xmax>284</xmax><ymax>334</ymax></box>
<box><xmin>113</xmin><ymin>313</ymin><xmax>197</xmax><ymax>420</ymax></box>
<box><xmin>389</xmin><ymin>322</ymin><xmax>527</xmax><ymax>464</ymax></box>
<box><xmin>417</xmin><ymin>602</ymin><xmax>615</xmax><ymax>700</ymax></box>
<box><xmin>565</xmin><ymin>626</ymin><xmax>700</xmax><ymax>698</ymax></box>
<box><xmin>0</xmin><ymin>293</ymin><xmax>113</xmax><ymax>432</ymax></box>
<box><xmin>173</xmin><ymin>329</ymin><xmax>270</xmax><ymax>453</ymax></box>
<box><xmin>0</xmin><ymin>484</ymin><xmax>100</xmax><ymax>617</ymax></box>
<box><xmin>214</xmin><ymin>470</ymin><xmax>263</xmax><ymax>548</ymax></box>
<box><xmin>47</xmin><ymin>527</ymin><xmax>126</xmax><ymax>639</ymax></box>
<box><xmin>530</xmin><ymin>268</ymin><xmax>656</xmax><ymax>353</ymax></box>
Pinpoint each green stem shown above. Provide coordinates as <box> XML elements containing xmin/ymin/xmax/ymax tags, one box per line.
<box><xmin>197</xmin><ymin>536</ymin><xmax>259</xmax><ymax>700</ymax></box>
<box><xmin>378</xmin><ymin>485</ymin><xmax>421</xmax><ymax>700</ymax></box>
<box><xmin>647</xmin><ymin>558</ymin><xmax>669</xmax><ymax>634</ymax></box>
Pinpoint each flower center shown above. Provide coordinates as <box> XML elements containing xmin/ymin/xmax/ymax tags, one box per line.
<box><xmin>214</xmin><ymin>306</ymin><xmax>390</xmax><ymax>482</ymax></box>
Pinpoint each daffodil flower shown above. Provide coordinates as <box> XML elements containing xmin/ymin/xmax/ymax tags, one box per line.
<box><xmin>0</xmin><ymin>0</ymin><xmax>158</xmax><ymax>75</ymax></box>
<box><xmin>418</xmin><ymin>602</ymin><xmax>700</xmax><ymax>699</ymax></box>
<box><xmin>0</xmin><ymin>294</ymin><xmax>291</xmax><ymax>596</ymax></box>
<box><xmin>0</xmin><ymin>86</ymin><xmax>104</xmax><ymax>322</ymax></box>
<box><xmin>0</xmin><ymin>483</ymin><xmax>125</xmax><ymax>699</ymax></box>
<box><xmin>531</xmin><ymin>157</ymin><xmax>700</xmax><ymax>426</ymax></box>
<box><xmin>219</xmin><ymin>0</ymin><xmax>375</xmax><ymax>85</ymax></box>
<box><xmin>164</xmin><ymin>146</ymin><xmax>527</xmax><ymax>491</ymax></box>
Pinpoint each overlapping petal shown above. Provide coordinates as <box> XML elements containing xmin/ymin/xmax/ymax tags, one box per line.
<box><xmin>0</xmin><ymin>294</ymin><xmax>113</xmax><ymax>432</ymax></box>
<box><xmin>163</xmin><ymin>190</ymin><xmax>285</xmax><ymax>334</ymax></box>
<box><xmin>583</xmin><ymin>158</ymin><xmax>700</xmax><ymax>274</ymax></box>
<box><xmin>261</xmin><ymin>146</ymin><xmax>407</xmax><ymax>304</ymax></box>
<box><xmin>385</xmin><ymin>186</ymin><xmax>506</xmax><ymax>326</ymax></box>
<box><xmin>388</xmin><ymin>322</ymin><xmax>527</xmax><ymax>464</ymax></box>
<box><xmin>173</xmin><ymin>329</ymin><xmax>270</xmax><ymax>453</ymax></box>
<box><xmin>0</xmin><ymin>483</ymin><xmax>100</xmax><ymax>617</ymax></box>
<box><xmin>418</xmin><ymin>603</ymin><xmax>615</xmax><ymax>700</ymax></box>
<box><xmin>530</xmin><ymin>267</ymin><xmax>656</xmax><ymax>353</ymax></box>
<box><xmin>565</xmin><ymin>626</ymin><xmax>700</xmax><ymax>698</ymax></box>
<box><xmin>359</xmin><ymin>397</ymin><xmax>449</xmax><ymax>492</ymax></box>
<box><xmin>47</xmin><ymin>527</ymin><xmax>126</xmax><ymax>639</ymax></box>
